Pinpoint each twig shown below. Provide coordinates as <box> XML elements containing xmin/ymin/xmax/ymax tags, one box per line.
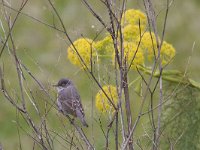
<box><xmin>0</xmin><ymin>0</ymin><xmax>29</xmax><ymax>58</ymax></box>
<box><xmin>81</xmin><ymin>0</ymin><xmax>109</xmax><ymax>33</ymax></box>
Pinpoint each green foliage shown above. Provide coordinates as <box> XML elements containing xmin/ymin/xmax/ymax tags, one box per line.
<box><xmin>161</xmin><ymin>83</ymin><xmax>200</xmax><ymax>150</ymax></box>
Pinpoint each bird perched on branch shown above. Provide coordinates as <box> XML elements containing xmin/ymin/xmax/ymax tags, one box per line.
<box><xmin>54</xmin><ymin>78</ymin><xmax>88</xmax><ymax>127</ymax></box>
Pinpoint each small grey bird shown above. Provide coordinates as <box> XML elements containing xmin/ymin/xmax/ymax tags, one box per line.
<box><xmin>55</xmin><ymin>78</ymin><xmax>88</xmax><ymax>127</ymax></box>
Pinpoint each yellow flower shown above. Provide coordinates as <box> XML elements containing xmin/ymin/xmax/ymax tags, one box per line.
<box><xmin>124</xmin><ymin>42</ymin><xmax>144</xmax><ymax>69</ymax></box>
<box><xmin>122</xmin><ymin>9</ymin><xmax>147</xmax><ymax>28</ymax></box>
<box><xmin>112</xmin><ymin>42</ymin><xmax>144</xmax><ymax>69</ymax></box>
<box><xmin>160</xmin><ymin>41</ymin><xmax>176</xmax><ymax>65</ymax></box>
<box><xmin>94</xmin><ymin>35</ymin><xmax>114</xmax><ymax>55</ymax></box>
<box><xmin>67</xmin><ymin>38</ymin><xmax>95</xmax><ymax>68</ymax></box>
<box><xmin>139</xmin><ymin>32</ymin><xmax>176</xmax><ymax>65</ymax></box>
<box><xmin>139</xmin><ymin>32</ymin><xmax>158</xmax><ymax>61</ymax></box>
<box><xmin>95</xmin><ymin>85</ymin><xmax>118</xmax><ymax>113</ymax></box>
<box><xmin>123</xmin><ymin>25</ymin><xmax>142</xmax><ymax>42</ymax></box>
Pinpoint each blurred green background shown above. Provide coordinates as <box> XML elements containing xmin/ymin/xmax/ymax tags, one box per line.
<box><xmin>0</xmin><ymin>0</ymin><xmax>200</xmax><ymax>149</ymax></box>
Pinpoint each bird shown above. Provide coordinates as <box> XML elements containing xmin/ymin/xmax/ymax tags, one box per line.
<box><xmin>55</xmin><ymin>78</ymin><xmax>88</xmax><ymax>127</ymax></box>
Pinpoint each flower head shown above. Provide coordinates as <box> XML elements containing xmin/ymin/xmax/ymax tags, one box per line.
<box><xmin>138</xmin><ymin>32</ymin><xmax>176</xmax><ymax>65</ymax></box>
<box><xmin>67</xmin><ymin>38</ymin><xmax>95</xmax><ymax>68</ymax></box>
<box><xmin>160</xmin><ymin>41</ymin><xmax>176</xmax><ymax>65</ymax></box>
<box><xmin>124</xmin><ymin>42</ymin><xmax>144</xmax><ymax>69</ymax></box>
<box><xmin>122</xmin><ymin>9</ymin><xmax>147</xmax><ymax>28</ymax></box>
<box><xmin>138</xmin><ymin>32</ymin><xmax>158</xmax><ymax>61</ymax></box>
<box><xmin>94</xmin><ymin>35</ymin><xmax>114</xmax><ymax>55</ymax></box>
<box><xmin>123</xmin><ymin>25</ymin><xmax>141</xmax><ymax>42</ymax></box>
<box><xmin>95</xmin><ymin>85</ymin><xmax>118</xmax><ymax>113</ymax></box>
<box><xmin>112</xmin><ymin>42</ymin><xmax>144</xmax><ymax>69</ymax></box>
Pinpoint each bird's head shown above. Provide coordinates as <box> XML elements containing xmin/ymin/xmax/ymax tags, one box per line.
<box><xmin>54</xmin><ymin>78</ymin><xmax>72</xmax><ymax>91</ymax></box>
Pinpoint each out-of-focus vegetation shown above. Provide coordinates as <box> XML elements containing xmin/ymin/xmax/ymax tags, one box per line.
<box><xmin>0</xmin><ymin>0</ymin><xmax>200</xmax><ymax>149</ymax></box>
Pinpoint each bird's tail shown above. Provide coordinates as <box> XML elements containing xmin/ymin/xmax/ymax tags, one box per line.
<box><xmin>76</xmin><ymin>110</ymin><xmax>89</xmax><ymax>127</ymax></box>
<box><xmin>81</xmin><ymin>118</ymin><xmax>89</xmax><ymax>127</ymax></box>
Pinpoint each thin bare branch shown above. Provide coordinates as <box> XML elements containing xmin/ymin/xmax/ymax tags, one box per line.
<box><xmin>0</xmin><ymin>0</ymin><xmax>29</xmax><ymax>58</ymax></box>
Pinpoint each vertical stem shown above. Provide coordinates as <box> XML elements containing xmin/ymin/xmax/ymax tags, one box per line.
<box><xmin>115</xmin><ymin>112</ymin><xmax>119</xmax><ymax>150</ymax></box>
<box><xmin>155</xmin><ymin>69</ymin><xmax>163</xmax><ymax>148</ymax></box>
<box><xmin>144</xmin><ymin>0</ymin><xmax>170</xmax><ymax>148</ymax></box>
<box><xmin>123</xmin><ymin>63</ymin><xmax>133</xmax><ymax>150</ymax></box>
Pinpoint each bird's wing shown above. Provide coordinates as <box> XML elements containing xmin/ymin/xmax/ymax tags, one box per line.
<box><xmin>58</xmin><ymin>86</ymin><xmax>85</xmax><ymax>117</ymax></box>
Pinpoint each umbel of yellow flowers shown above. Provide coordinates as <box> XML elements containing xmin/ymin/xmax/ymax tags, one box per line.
<box><xmin>67</xmin><ymin>9</ymin><xmax>175</xmax><ymax>69</ymax></box>
<box><xmin>95</xmin><ymin>85</ymin><xmax>118</xmax><ymax>113</ymax></box>
<box><xmin>67</xmin><ymin>38</ymin><xmax>96</xmax><ymax>68</ymax></box>
<box><xmin>66</xmin><ymin>9</ymin><xmax>176</xmax><ymax>113</ymax></box>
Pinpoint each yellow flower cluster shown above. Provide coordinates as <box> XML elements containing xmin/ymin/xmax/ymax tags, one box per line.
<box><xmin>122</xmin><ymin>9</ymin><xmax>147</xmax><ymax>42</ymax></box>
<box><xmin>124</xmin><ymin>42</ymin><xmax>144</xmax><ymax>69</ymax></box>
<box><xmin>94</xmin><ymin>35</ymin><xmax>114</xmax><ymax>55</ymax></box>
<box><xmin>95</xmin><ymin>85</ymin><xmax>118</xmax><ymax>113</ymax></box>
<box><xmin>122</xmin><ymin>9</ymin><xmax>147</xmax><ymax>27</ymax></box>
<box><xmin>160</xmin><ymin>41</ymin><xmax>176</xmax><ymax>65</ymax></box>
<box><xmin>67</xmin><ymin>9</ymin><xmax>176</xmax><ymax>69</ymax></box>
<box><xmin>67</xmin><ymin>38</ymin><xmax>95</xmax><ymax>68</ymax></box>
<box><xmin>123</xmin><ymin>25</ymin><xmax>141</xmax><ymax>42</ymax></box>
<box><xmin>112</xmin><ymin>42</ymin><xmax>144</xmax><ymax>69</ymax></box>
<box><xmin>138</xmin><ymin>32</ymin><xmax>158</xmax><ymax>60</ymax></box>
<box><xmin>138</xmin><ymin>32</ymin><xmax>176</xmax><ymax>65</ymax></box>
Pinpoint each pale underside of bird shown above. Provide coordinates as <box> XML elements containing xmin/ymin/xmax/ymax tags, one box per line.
<box><xmin>56</xmin><ymin>78</ymin><xmax>88</xmax><ymax>127</ymax></box>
